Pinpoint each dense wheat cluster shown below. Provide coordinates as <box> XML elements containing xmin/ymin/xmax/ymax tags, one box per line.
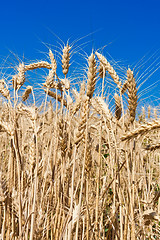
<box><xmin>0</xmin><ymin>42</ymin><xmax>160</xmax><ymax>240</ymax></box>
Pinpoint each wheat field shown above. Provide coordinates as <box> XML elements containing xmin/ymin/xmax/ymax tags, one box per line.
<box><xmin>0</xmin><ymin>43</ymin><xmax>160</xmax><ymax>240</ymax></box>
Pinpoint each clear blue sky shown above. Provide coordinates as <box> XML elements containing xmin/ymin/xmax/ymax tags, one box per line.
<box><xmin>0</xmin><ymin>0</ymin><xmax>160</xmax><ymax>106</ymax></box>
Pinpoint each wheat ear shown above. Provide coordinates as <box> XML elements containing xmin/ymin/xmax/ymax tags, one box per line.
<box><xmin>12</xmin><ymin>74</ymin><xmax>18</xmax><ymax>90</ymax></box>
<box><xmin>85</xmin><ymin>133</ymin><xmax>92</xmax><ymax>174</ymax></box>
<box><xmin>0</xmin><ymin>79</ymin><xmax>10</xmax><ymax>99</ymax></box>
<box><xmin>71</xmin><ymin>82</ymin><xmax>85</xmax><ymax>115</ymax></box>
<box><xmin>121</xmin><ymin>120</ymin><xmax>160</xmax><ymax>141</ymax></box>
<box><xmin>86</xmin><ymin>53</ymin><xmax>97</xmax><ymax>98</ymax></box>
<box><xmin>74</xmin><ymin>96</ymin><xmax>89</xmax><ymax>145</ymax></box>
<box><xmin>22</xmin><ymin>86</ymin><xmax>32</xmax><ymax>101</ymax></box>
<box><xmin>62</xmin><ymin>43</ymin><xmax>70</xmax><ymax>76</ymax></box>
<box><xmin>44</xmin><ymin>50</ymin><xmax>58</xmax><ymax>88</ymax></box>
<box><xmin>95</xmin><ymin>51</ymin><xmax>121</xmax><ymax>89</ymax></box>
<box><xmin>99</xmin><ymin>62</ymin><xmax>106</xmax><ymax>79</ymax></box>
<box><xmin>114</xmin><ymin>93</ymin><xmax>122</xmax><ymax>120</ymax></box>
<box><xmin>25</xmin><ymin>61</ymin><xmax>51</xmax><ymax>71</ymax></box>
<box><xmin>17</xmin><ymin>63</ymin><xmax>25</xmax><ymax>89</ymax></box>
<box><xmin>44</xmin><ymin>69</ymin><xmax>55</xmax><ymax>88</ymax></box>
<box><xmin>121</xmin><ymin>80</ymin><xmax>128</xmax><ymax>94</ymax></box>
<box><xmin>148</xmin><ymin>105</ymin><xmax>151</xmax><ymax>119</ymax></box>
<box><xmin>127</xmin><ymin>68</ymin><xmax>138</xmax><ymax>123</ymax></box>
<box><xmin>92</xmin><ymin>97</ymin><xmax>112</xmax><ymax>121</ymax></box>
<box><xmin>49</xmin><ymin>49</ymin><xmax>57</xmax><ymax>73</ymax></box>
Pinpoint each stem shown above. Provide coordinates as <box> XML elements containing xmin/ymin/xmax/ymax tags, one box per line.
<box><xmin>75</xmin><ymin>122</ymin><xmax>88</xmax><ymax>240</ymax></box>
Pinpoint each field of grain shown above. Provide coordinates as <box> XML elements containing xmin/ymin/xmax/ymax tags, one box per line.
<box><xmin>0</xmin><ymin>43</ymin><xmax>160</xmax><ymax>240</ymax></box>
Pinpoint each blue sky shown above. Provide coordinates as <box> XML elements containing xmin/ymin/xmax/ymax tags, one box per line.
<box><xmin>0</xmin><ymin>0</ymin><xmax>160</xmax><ymax>107</ymax></box>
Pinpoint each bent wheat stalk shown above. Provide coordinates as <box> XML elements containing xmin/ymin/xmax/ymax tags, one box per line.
<box><xmin>43</xmin><ymin>89</ymin><xmax>67</xmax><ymax>107</ymax></box>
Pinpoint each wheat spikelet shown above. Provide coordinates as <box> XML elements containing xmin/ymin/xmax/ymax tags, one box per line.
<box><xmin>62</xmin><ymin>43</ymin><xmax>71</xmax><ymax>76</ymax></box>
<box><xmin>99</xmin><ymin>62</ymin><xmax>106</xmax><ymax>79</ymax></box>
<box><xmin>95</xmin><ymin>51</ymin><xmax>121</xmax><ymax>88</ymax></box>
<box><xmin>29</xmin><ymin>135</ymin><xmax>36</xmax><ymax>172</ymax></box>
<box><xmin>47</xmin><ymin>100</ymin><xmax>54</xmax><ymax>123</ymax></box>
<box><xmin>22</xmin><ymin>86</ymin><xmax>32</xmax><ymax>101</ymax></box>
<box><xmin>86</xmin><ymin>53</ymin><xmax>97</xmax><ymax>98</ymax></box>
<box><xmin>25</xmin><ymin>61</ymin><xmax>51</xmax><ymax>71</ymax></box>
<box><xmin>0</xmin><ymin>170</ymin><xmax>8</xmax><ymax>202</ymax></box>
<box><xmin>85</xmin><ymin>133</ymin><xmax>92</xmax><ymax>174</ymax></box>
<box><xmin>66</xmin><ymin>93</ymin><xmax>73</xmax><ymax>107</ymax></box>
<box><xmin>58</xmin><ymin>117</ymin><xmax>67</xmax><ymax>157</ymax></box>
<box><xmin>121</xmin><ymin>80</ymin><xmax>128</xmax><ymax>94</ymax></box>
<box><xmin>12</xmin><ymin>74</ymin><xmax>18</xmax><ymax>89</ymax></box>
<box><xmin>60</xmin><ymin>78</ymin><xmax>70</xmax><ymax>90</ymax></box>
<box><xmin>80</xmin><ymin>81</ymin><xmax>86</xmax><ymax>95</ymax></box>
<box><xmin>148</xmin><ymin>105</ymin><xmax>151</xmax><ymax>119</ymax></box>
<box><xmin>127</xmin><ymin>68</ymin><xmax>138</xmax><ymax>123</ymax></box>
<box><xmin>114</xmin><ymin>93</ymin><xmax>122</xmax><ymax>120</ymax></box>
<box><xmin>0</xmin><ymin>79</ymin><xmax>10</xmax><ymax>99</ymax></box>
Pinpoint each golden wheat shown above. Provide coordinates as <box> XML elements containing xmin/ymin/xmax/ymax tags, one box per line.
<box><xmin>0</xmin><ymin>41</ymin><xmax>159</xmax><ymax>240</ymax></box>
